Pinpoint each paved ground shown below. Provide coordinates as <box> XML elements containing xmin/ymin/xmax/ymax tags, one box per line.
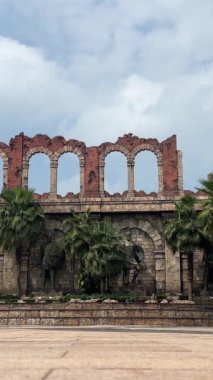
<box><xmin>0</xmin><ymin>326</ymin><xmax>213</xmax><ymax>379</ymax></box>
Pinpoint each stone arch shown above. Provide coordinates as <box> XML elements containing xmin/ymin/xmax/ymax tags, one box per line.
<box><xmin>100</xmin><ymin>144</ymin><xmax>131</xmax><ymax>162</ymax></box>
<box><xmin>99</xmin><ymin>144</ymin><xmax>131</xmax><ymax>196</ymax></box>
<box><xmin>117</xmin><ymin>218</ymin><xmax>163</xmax><ymax>251</ymax></box>
<box><xmin>114</xmin><ymin>218</ymin><xmax>166</xmax><ymax>294</ymax></box>
<box><xmin>132</xmin><ymin>144</ymin><xmax>164</xmax><ymax>194</ymax></box>
<box><xmin>55</xmin><ymin>146</ymin><xmax>85</xmax><ymax>195</ymax></box>
<box><xmin>55</xmin><ymin>146</ymin><xmax>84</xmax><ymax>161</ymax></box>
<box><xmin>117</xmin><ymin>218</ymin><xmax>164</xmax><ymax>294</ymax></box>
<box><xmin>22</xmin><ymin>147</ymin><xmax>54</xmax><ymax>191</ymax></box>
<box><xmin>0</xmin><ymin>149</ymin><xmax>9</xmax><ymax>187</ymax></box>
<box><xmin>25</xmin><ymin>147</ymin><xmax>54</xmax><ymax>161</ymax></box>
<box><xmin>132</xmin><ymin>144</ymin><xmax>163</xmax><ymax>162</ymax></box>
<box><xmin>137</xmin><ymin>220</ymin><xmax>163</xmax><ymax>250</ymax></box>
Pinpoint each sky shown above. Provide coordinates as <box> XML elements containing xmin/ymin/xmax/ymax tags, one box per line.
<box><xmin>0</xmin><ymin>0</ymin><xmax>212</xmax><ymax>194</ymax></box>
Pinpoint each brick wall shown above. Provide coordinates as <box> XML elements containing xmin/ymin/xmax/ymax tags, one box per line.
<box><xmin>0</xmin><ymin>133</ymin><xmax>182</xmax><ymax>197</ymax></box>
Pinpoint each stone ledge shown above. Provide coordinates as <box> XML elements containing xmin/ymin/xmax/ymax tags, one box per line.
<box><xmin>0</xmin><ymin>303</ymin><xmax>212</xmax><ymax>327</ymax></box>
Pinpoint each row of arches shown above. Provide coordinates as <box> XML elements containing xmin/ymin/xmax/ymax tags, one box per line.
<box><xmin>104</xmin><ymin>151</ymin><xmax>158</xmax><ymax>194</ymax></box>
<box><xmin>27</xmin><ymin>151</ymin><xmax>158</xmax><ymax>195</ymax></box>
<box><xmin>0</xmin><ymin>144</ymin><xmax>163</xmax><ymax>196</ymax></box>
<box><xmin>29</xmin><ymin>153</ymin><xmax>80</xmax><ymax>195</ymax></box>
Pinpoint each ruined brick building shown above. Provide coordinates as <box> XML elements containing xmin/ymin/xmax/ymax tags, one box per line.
<box><xmin>0</xmin><ymin>133</ymin><xmax>207</xmax><ymax>295</ymax></box>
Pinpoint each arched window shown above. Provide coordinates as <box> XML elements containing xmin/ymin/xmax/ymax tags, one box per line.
<box><xmin>57</xmin><ymin>153</ymin><xmax>80</xmax><ymax>196</ymax></box>
<box><xmin>0</xmin><ymin>158</ymin><xmax>3</xmax><ymax>191</ymax></box>
<box><xmin>135</xmin><ymin>151</ymin><xmax>158</xmax><ymax>193</ymax></box>
<box><xmin>104</xmin><ymin>152</ymin><xmax>127</xmax><ymax>194</ymax></box>
<box><xmin>28</xmin><ymin>153</ymin><xmax>50</xmax><ymax>193</ymax></box>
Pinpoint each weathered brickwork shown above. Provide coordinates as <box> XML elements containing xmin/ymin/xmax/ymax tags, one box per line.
<box><xmin>0</xmin><ymin>132</ymin><xmax>183</xmax><ymax>196</ymax></box>
<box><xmin>0</xmin><ymin>133</ymin><xmax>207</xmax><ymax>296</ymax></box>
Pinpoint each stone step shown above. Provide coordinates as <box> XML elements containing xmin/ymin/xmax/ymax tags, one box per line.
<box><xmin>0</xmin><ymin>308</ymin><xmax>211</xmax><ymax>319</ymax></box>
<box><xmin>0</xmin><ymin>302</ymin><xmax>213</xmax><ymax>327</ymax></box>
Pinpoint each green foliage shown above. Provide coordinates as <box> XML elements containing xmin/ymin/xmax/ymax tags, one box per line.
<box><xmin>58</xmin><ymin>293</ymin><xmax>140</xmax><ymax>303</ymax></box>
<box><xmin>0</xmin><ymin>187</ymin><xmax>45</xmax><ymax>296</ymax></box>
<box><xmin>61</xmin><ymin>209</ymin><xmax>91</xmax><ymax>260</ymax></box>
<box><xmin>75</xmin><ymin>268</ymin><xmax>100</xmax><ymax>294</ymax></box>
<box><xmin>179</xmin><ymin>294</ymin><xmax>188</xmax><ymax>300</ymax></box>
<box><xmin>84</xmin><ymin>219</ymin><xmax>126</xmax><ymax>292</ymax></box>
<box><xmin>164</xmin><ymin>195</ymin><xmax>202</xmax><ymax>254</ymax></box>
<box><xmin>61</xmin><ymin>212</ymin><xmax>126</xmax><ymax>294</ymax></box>
<box><xmin>155</xmin><ymin>294</ymin><xmax>167</xmax><ymax>302</ymax></box>
<box><xmin>0</xmin><ymin>295</ymin><xmax>18</xmax><ymax>303</ymax></box>
<box><xmin>164</xmin><ymin>195</ymin><xmax>203</xmax><ymax>300</ymax></box>
<box><xmin>0</xmin><ymin>187</ymin><xmax>45</xmax><ymax>252</ymax></box>
<box><xmin>24</xmin><ymin>298</ymin><xmax>36</xmax><ymax>303</ymax></box>
<box><xmin>198</xmin><ymin>173</ymin><xmax>213</xmax><ymax>237</ymax></box>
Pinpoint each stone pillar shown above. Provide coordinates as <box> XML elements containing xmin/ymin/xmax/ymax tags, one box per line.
<box><xmin>127</xmin><ymin>158</ymin><xmax>135</xmax><ymax>196</ymax></box>
<box><xmin>84</xmin><ymin>147</ymin><xmax>99</xmax><ymax>197</ymax></box>
<box><xmin>3</xmin><ymin>251</ymin><xmax>17</xmax><ymax>295</ymax></box>
<box><xmin>165</xmin><ymin>242</ymin><xmax>181</xmax><ymax>293</ymax></box>
<box><xmin>158</xmin><ymin>161</ymin><xmax>164</xmax><ymax>195</ymax></box>
<box><xmin>80</xmin><ymin>159</ymin><xmax>85</xmax><ymax>195</ymax></box>
<box><xmin>177</xmin><ymin>150</ymin><xmax>184</xmax><ymax>195</ymax></box>
<box><xmin>50</xmin><ymin>159</ymin><xmax>58</xmax><ymax>198</ymax></box>
<box><xmin>22</xmin><ymin>160</ymin><xmax>29</xmax><ymax>188</ymax></box>
<box><xmin>154</xmin><ymin>250</ymin><xmax>166</xmax><ymax>293</ymax></box>
<box><xmin>3</xmin><ymin>161</ymin><xmax>9</xmax><ymax>187</ymax></box>
<box><xmin>181</xmin><ymin>253</ymin><xmax>188</xmax><ymax>294</ymax></box>
<box><xmin>20</xmin><ymin>253</ymin><xmax>28</xmax><ymax>296</ymax></box>
<box><xmin>99</xmin><ymin>160</ymin><xmax>105</xmax><ymax>197</ymax></box>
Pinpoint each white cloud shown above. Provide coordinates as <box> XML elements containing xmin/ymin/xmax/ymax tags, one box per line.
<box><xmin>0</xmin><ymin>37</ymin><xmax>84</xmax><ymax>137</ymax></box>
<box><xmin>59</xmin><ymin>75</ymin><xmax>166</xmax><ymax>144</ymax></box>
<box><xmin>0</xmin><ymin>0</ymin><xmax>212</xmax><ymax>189</ymax></box>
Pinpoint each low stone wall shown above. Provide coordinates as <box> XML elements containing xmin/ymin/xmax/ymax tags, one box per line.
<box><xmin>0</xmin><ymin>302</ymin><xmax>212</xmax><ymax>327</ymax></box>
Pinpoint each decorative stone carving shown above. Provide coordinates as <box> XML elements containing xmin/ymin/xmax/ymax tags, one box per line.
<box><xmin>41</xmin><ymin>231</ymin><xmax>65</xmax><ymax>293</ymax></box>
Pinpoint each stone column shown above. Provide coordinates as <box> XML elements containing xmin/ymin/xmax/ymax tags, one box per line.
<box><xmin>181</xmin><ymin>253</ymin><xmax>188</xmax><ymax>294</ymax></box>
<box><xmin>3</xmin><ymin>161</ymin><xmax>9</xmax><ymax>187</ymax></box>
<box><xmin>127</xmin><ymin>158</ymin><xmax>135</xmax><ymax>197</ymax></box>
<box><xmin>50</xmin><ymin>158</ymin><xmax>58</xmax><ymax>198</ymax></box>
<box><xmin>99</xmin><ymin>160</ymin><xmax>105</xmax><ymax>197</ymax></box>
<box><xmin>165</xmin><ymin>242</ymin><xmax>181</xmax><ymax>293</ymax></box>
<box><xmin>3</xmin><ymin>251</ymin><xmax>17</xmax><ymax>295</ymax></box>
<box><xmin>177</xmin><ymin>150</ymin><xmax>184</xmax><ymax>195</ymax></box>
<box><xmin>20</xmin><ymin>253</ymin><xmax>28</xmax><ymax>296</ymax></box>
<box><xmin>80</xmin><ymin>159</ymin><xmax>85</xmax><ymax>195</ymax></box>
<box><xmin>154</xmin><ymin>250</ymin><xmax>166</xmax><ymax>293</ymax></box>
<box><xmin>22</xmin><ymin>160</ymin><xmax>29</xmax><ymax>188</ymax></box>
<box><xmin>158</xmin><ymin>160</ymin><xmax>164</xmax><ymax>195</ymax></box>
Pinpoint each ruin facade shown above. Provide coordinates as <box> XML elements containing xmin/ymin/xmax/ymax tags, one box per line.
<box><xmin>0</xmin><ymin>133</ymin><xmax>207</xmax><ymax>295</ymax></box>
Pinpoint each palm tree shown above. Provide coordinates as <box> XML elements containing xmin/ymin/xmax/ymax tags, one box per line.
<box><xmin>164</xmin><ymin>195</ymin><xmax>202</xmax><ymax>300</ymax></box>
<box><xmin>0</xmin><ymin>187</ymin><xmax>45</xmax><ymax>297</ymax></box>
<box><xmin>85</xmin><ymin>219</ymin><xmax>125</xmax><ymax>293</ymax></box>
<box><xmin>61</xmin><ymin>210</ymin><xmax>92</xmax><ymax>292</ymax></box>
<box><xmin>198</xmin><ymin>173</ymin><xmax>213</xmax><ymax>236</ymax></box>
<box><xmin>197</xmin><ymin>174</ymin><xmax>213</xmax><ymax>290</ymax></box>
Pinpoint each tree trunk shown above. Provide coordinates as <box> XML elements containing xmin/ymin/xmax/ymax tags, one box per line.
<box><xmin>26</xmin><ymin>249</ymin><xmax>31</xmax><ymax>296</ymax></box>
<box><xmin>100</xmin><ymin>277</ymin><xmax>105</xmax><ymax>294</ymax></box>
<box><xmin>107</xmin><ymin>276</ymin><xmax>110</xmax><ymax>293</ymax></box>
<box><xmin>203</xmin><ymin>256</ymin><xmax>209</xmax><ymax>291</ymax></box>
<box><xmin>187</xmin><ymin>252</ymin><xmax>193</xmax><ymax>301</ymax></box>
<box><xmin>26</xmin><ymin>254</ymin><xmax>29</xmax><ymax>296</ymax></box>
<box><xmin>16</xmin><ymin>247</ymin><xmax>22</xmax><ymax>298</ymax></box>
<box><xmin>70</xmin><ymin>256</ymin><xmax>76</xmax><ymax>293</ymax></box>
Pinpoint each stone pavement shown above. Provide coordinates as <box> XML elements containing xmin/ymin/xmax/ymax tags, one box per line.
<box><xmin>0</xmin><ymin>326</ymin><xmax>213</xmax><ymax>379</ymax></box>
